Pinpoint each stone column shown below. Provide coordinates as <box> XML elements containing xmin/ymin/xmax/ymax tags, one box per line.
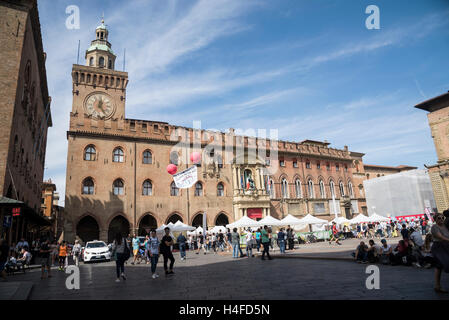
<box><xmin>232</xmin><ymin>165</ymin><xmax>238</xmax><ymax>194</ymax></box>
<box><xmin>99</xmin><ymin>229</ymin><xmax>108</xmax><ymax>242</ymax></box>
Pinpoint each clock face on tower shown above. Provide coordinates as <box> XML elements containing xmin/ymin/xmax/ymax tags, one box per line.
<box><xmin>84</xmin><ymin>92</ymin><xmax>115</xmax><ymax>119</ymax></box>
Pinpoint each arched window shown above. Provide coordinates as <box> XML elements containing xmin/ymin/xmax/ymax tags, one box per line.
<box><xmin>170</xmin><ymin>152</ymin><xmax>178</xmax><ymax>165</ymax></box>
<box><xmin>269</xmin><ymin>179</ymin><xmax>275</xmax><ymax>198</ymax></box>
<box><xmin>217</xmin><ymin>154</ymin><xmax>223</xmax><ymax>168</ymax></box>
<box><xmin>308</xmin><ymin>179</ymin><xmax>314</xmax><ymax>198</ymax></box>
<box><xmin>113</xmin><ymin>179</ymin><xmax>124</xmax><ymax>195</ymax></box>
<box><xmin>84</xmin><ymin>145</ymin><xmax>96</xmax><ymax>161</ymax></box>
<box><xmin>143</xmin><ymin>150</ymin><xmax>152</xmax><ymax>164</ymax></box>
<box><xmin>108</xmin><ymin>60</ymin><xmax>112</xmax><ymax>69</ymax></box>
<box><xmin>195</xmin><ymin>182</ymin><xmax>203</xmax><ymax>196</ymax></box>
<box><xmin>348</xmin><ymin>181</ymin><xmax>354</xmax><ymax>198</ymax></box>
<box><xmin>330</xmin><ymin>180</ymin><xmax>336</xmax><ymax>198</ymax></box>
<box><xmin>339</xmin><ymin>181</ymin><xmax>345</xmax><ymax>197</ymax></box>
<box><xmin>295</xmin><ymin>179</ymin><xmax>302</xmax><ymax>198</ymax></box>
<box><xmin>217</xmin><ymin>182</ymin><xmax>224</xmax><ymax>196</ymax></box>
<box><xmin>281</xmin><ymin>178</ymin><xmax>289</xmax><ymax>199</ymax></box>
<box><xmin>99</xmin><ymin>56</ymin><xmax>105</xmax><ymax>67</ymax></box>
<box><xmin>319</xmin><ymin>180</ymin><xmax>326</xmax><ymax>198</ymax></box>
<box><xmin>82</xmin><ymin>177</ymin><xmax>94</xmax><ymax>195</ymax></box>
<box><xmin>170</xmin><ymin>182</ymin><xmax>179</xmax><ymax>196</ymax></box>
<box><xmin>89</xmin><ymin>57</ymin><xmax>94</xmax><ymax>66</ymax></box>
<box><xmin>142</xmin><ymin>180</ymin><xmax>152</xmax><ymax>196</ymax></box>
<box><xmin>113</xmin><ymin>147</ymin><xmax>124</xmax><ymax>163</ymax></box>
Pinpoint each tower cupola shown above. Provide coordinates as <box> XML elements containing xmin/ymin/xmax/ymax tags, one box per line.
<box><xmin>85</xmin><ymin>18</ymin><xmax>116</xmax><ymax>70</ymax></box>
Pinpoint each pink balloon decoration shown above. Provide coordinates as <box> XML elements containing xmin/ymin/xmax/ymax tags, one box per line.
<box><xmin>167</xmin><ymin>164</ymin><xmax>177</xmax><ymax>175</ymax></box>
<box><xmin>190</xmin><ymin>152</ymin><xmax>201</xmax><ymax>164</ymax></box>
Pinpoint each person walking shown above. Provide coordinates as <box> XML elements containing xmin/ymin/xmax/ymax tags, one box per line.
<box><xmin>245</xmin><ymin>229</ymin><xmax>254</xmax><ymax>258</ymax></box>
<box><xmin>255</xmin><ymin>228</ymin><xmax>262</xmax><ymax>252</ymax></box>
<box><xmin>39</xmin><ymin>238</ymin><xmax>52</xmax><ymax>279</ymax></box>
<box><xmin>160</xmin><ymin>227</ymin><xmax>175</xmax><ymax>275</ymax></box>
<box><xmin>261</xmin><ymin>225</ymin><xmax>272</xmax><ymax>260</ymax></box>
<box><xmin>287</xmin><ymin>226</ymin><xmax>294</xmax><ymax>250</ymax></box>
<box><xmin>72</xmin><ymin>240</ymin><xmax>82</xmax><ymax>266</ymax></box>
<box><xmin>218</xmin><ymin>232</ymin><xmax>225</xmax><ymax>252</ymax></box>
<box><xmin>231</xmin><ymin>228</ymin><xmax>240</xmax><ymax>258</ymax></box>
<box><xmin>196</xmin><ymin>232</ymin><xmax>206</xmax><ymax>255</ymax></box>
<box><xmin>144</xmin><ymin>235</ymin><xmax>150</xmax><ymax>264</ymax></box>
<box><xmin>111</xmin><ymin>233</ymin><xmax>130</xmax><ymax>282</ymax></box>
<box><xmin>226</xmin><ymin>228</ymin><xmax>232</xmax><ymax>252</ymax></box>
<box><xmin>430</xmin><ymin>213</ymin><xmax>449</xmax><ymax>293</ymax></box>
<box><xmin>58</xmin><ymin>241</ymin><xmax>68</xmax><ymax>271</ymax></box>
<box><xmin>278</xmin><ymin>228</ymin><xmax>286</xmax><ymax>254</ymax></box>
<box><xmin>131</xmin><ymin>234</ymin><xmax>140</xmax><ymax>265</ymax></box>
<box><xmin>177</xmin><ymin>233</ymin><xmax>187</xmax><ymax>260</ymax></box>
<box><xmin>148</xmin><ymin>230</ymin><xmax>160</xmax><ymax>279</ymax></box>
<box><xmin>211</xmin><ymin>233</ymin><xmax>217</xmax><ymax>254</ymax></box>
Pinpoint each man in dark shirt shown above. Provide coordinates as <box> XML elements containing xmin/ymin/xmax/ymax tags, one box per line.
<box><xmin>401</xmin><ymin>224</ymin><xmax>409</xmax><ymax>240</ymax></box>
<box><xmin>39</xmin><ymin>238</ymin><xmax>52</xmax><ymax>279</ymax></box>
<box><xmin>218</xmin><ymin>232</ymin><xmax>224</xmax><ymax>252</ymax></box>
<box><xmin>160</xmin><ymin>227</ymin><xmax>175</xmax><ymax>275</ymax></box>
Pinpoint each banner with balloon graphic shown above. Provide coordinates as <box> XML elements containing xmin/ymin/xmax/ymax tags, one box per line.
<box><xmin>166</xmin><ymin>151</ymin><xmax>200</xmax><ymax>188</ymax></box>
<box><xmin>173</xmin><ymin>166</ymin><xmax>198</xmax><ymax>189</ymax></box>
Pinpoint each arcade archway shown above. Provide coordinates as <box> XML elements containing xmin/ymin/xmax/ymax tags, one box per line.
<box><xmin>166</xmin><ymin>213</ymin><xmax>183</xmax><ymax>224</ymax></box>
<box><xmin>215</xmin><ymin>213</ymin><xmax>229</xmax><ymax>226</ymax></box>
<box><xmin>76</xmin><ymin>216</ymin><xmax>100</xmax><ymax>244</ymax></box>
<box><xmin>138</xmin><ymin>214</ymin><xmax>158</xmax><ymax>236</ymax></box>
<box><xmin>192</xmin><ymin>213</ymin><xmax>204</xmax><ymax>228</ymax></box>
<box><xmin>108</xmin><ymin>215</ymin><xmax>130</xmax><ymax>243</ymax></box>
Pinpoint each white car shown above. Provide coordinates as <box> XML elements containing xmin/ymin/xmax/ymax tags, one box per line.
<box><xmin>83</xmin><ymin>241</ymin><xmax>111</xmax><ymax>263</ymax></box>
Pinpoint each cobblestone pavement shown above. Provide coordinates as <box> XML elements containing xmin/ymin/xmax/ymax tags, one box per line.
<box><xmin>4</xmin><ymin>244</ymin><xmax>449</xmax><ymax>300</ymax></box>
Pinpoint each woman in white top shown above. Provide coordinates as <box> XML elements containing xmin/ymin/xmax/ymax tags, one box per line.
<box><xmin>245</xmin><ymin>230</ymin><xmax>254</xmax><ymax>258</ymax></box>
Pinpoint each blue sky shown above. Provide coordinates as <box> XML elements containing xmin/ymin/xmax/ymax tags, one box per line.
<box><xmin>37</xmin><ymin>0</ymin><xmax>449</xmax><ymax>204</ymax></box>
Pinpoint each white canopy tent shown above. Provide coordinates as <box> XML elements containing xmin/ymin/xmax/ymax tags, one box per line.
<box><xmin>255</xmin><ymin>215</ymin><xmax>282</xmax><ymax>227</ymax></box>
<box><xmin>349</xmin><ymin>213</ymin><xmax>370</xmax><ymax>224</ymax></box>
<box><xmin>279</xmin><ymin>214</ymin><xmax>304</xmax><ymax>226</ymax></box>
<box><xmin>226</xmin><ymin>216</ymin><xmax>260</xmax><ymax>229</ymax></box>
<box><xmin>298</xmin><ymin>214</ymin><xmax>328</xmax><ymax>225</ymax></box>
<box><xmin>208</xmin><ymin>225</ymin><xmax>227</xmax><ymax>234</ymax></box>
<box><xmin>329</xmin><ymin>216</ymin><xmax>349</xmax><ymax>225</ymax></box>
<box><xmin>368</xmin><ymin>213</ymin><xmax>390</xmax><ymax>223</ymax></box>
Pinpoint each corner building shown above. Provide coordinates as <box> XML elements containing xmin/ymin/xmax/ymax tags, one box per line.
<box><xmin>65</xmin><ymin>21</ymin><xmax>371</xmax><ymax>243</ymax></box>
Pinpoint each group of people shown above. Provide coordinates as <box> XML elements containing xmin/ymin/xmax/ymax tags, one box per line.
<box><xmin>0</xmin><ymin>236</ymin><xmax>84</xmax><ymax>281</ymax></box>
<box><xmin>112</xmin><ymin>227</ymin><xmax>176</xmax><ymax>282</ymax></box>
<box><xmin>353</xmin><ymin>218</ymin><xmax>429</xmax><ymax>239</ymax></box>
<box><xmin>353</xmin><ymin>212</ymin><xmax>449</xmax><ymax>293</ymax></box>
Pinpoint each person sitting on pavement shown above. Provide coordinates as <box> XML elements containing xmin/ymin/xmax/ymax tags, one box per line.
<box><xmin>367</xmin><ymin>239</ymin><xmax>379</xmax><ymax>263</ymax></box>
<box><xmin>379</xmin><ymin>239</ymin><xmax>393</xmax><ymax>264</ymax></box>
<box><xmin>409</xmin><ymin>227</ymin><xmax>425</xmax><ymax>268</ymax></box>
<box><xmin>421</xmin><ymin>233</ymin><xmax>435</xmax><ymax>269</ymax></box>
<box><xmin>392</xmin><ymin>239</ymin><xmax>412</xmax><ymax>266</ymax></box>
<box><xmin>353</xmin><ymin>241</ymin><xmax>368</xmax><ymax>263</ymax></box>
<box><xmin>16</xmin><ymin>247</ymin><xmax>32</xmax><ymax>270</ymax></box>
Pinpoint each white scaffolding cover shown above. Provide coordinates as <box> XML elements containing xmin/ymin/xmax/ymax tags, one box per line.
<box><xmin>363</xmin><ymin>169</ymin><xmax>436</xmax><ymax>218</ymax></box>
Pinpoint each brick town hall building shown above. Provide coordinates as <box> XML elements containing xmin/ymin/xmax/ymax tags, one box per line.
<box><xmin>64</xmin><ymin>21</ymin><xmax>409</xmax><ymax>243</ymax></box>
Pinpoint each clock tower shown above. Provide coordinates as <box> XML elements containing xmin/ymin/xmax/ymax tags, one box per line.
<box><xmin>70</xmin><ymin>19</ymin><xmax>128</xmax><ymax>122</ymax></box>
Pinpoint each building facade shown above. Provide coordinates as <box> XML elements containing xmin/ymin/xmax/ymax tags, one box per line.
<box><xmin>0</xmin><ymin>0</ymin><xmax>52</xmax><ymax>242</ymax></box>
<box><xmin>415</xmin><ymin>92</ymin><xmax>449</xmax><ymax>213</ymax></box>
<box><xmin>64</xmin><ymin>21</ymin><xmax>414</xmax><ymax>243</ymax></box>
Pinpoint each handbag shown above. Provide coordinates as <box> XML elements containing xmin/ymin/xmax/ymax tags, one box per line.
<box><xmin>123</xmin><ymin>240</ymin><xmax>131</xmax><ymax>260</ymax></box>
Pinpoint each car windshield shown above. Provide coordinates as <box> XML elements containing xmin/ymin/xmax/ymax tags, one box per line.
<box><xmin>86</xmin><ymin>242</ymin><xmax>106</xmax><ymax>248</ymax></box>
